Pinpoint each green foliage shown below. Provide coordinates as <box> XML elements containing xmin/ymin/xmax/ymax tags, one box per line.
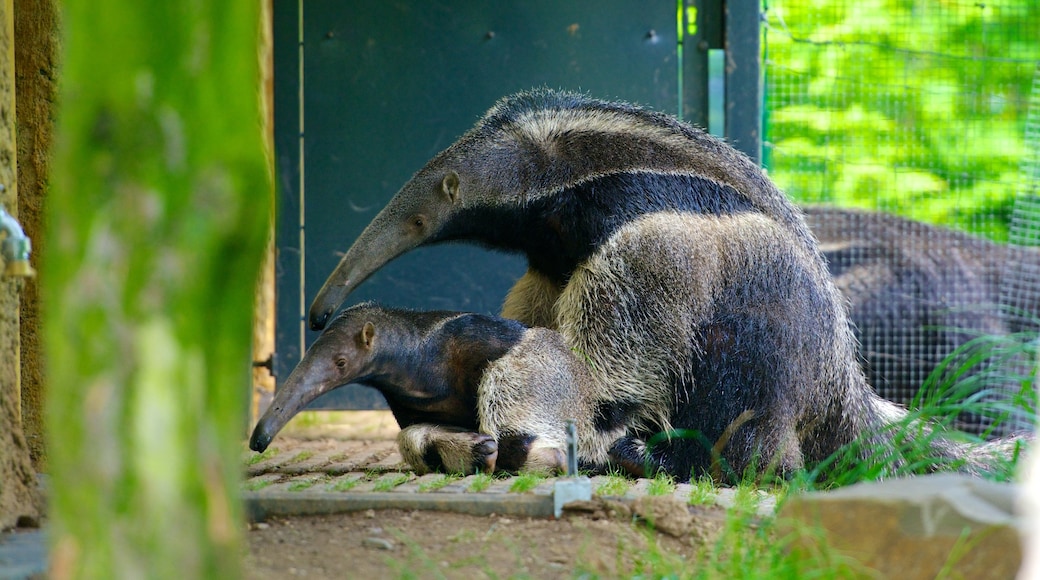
<box><xmin>46</xmin><ymin>0</ymin><xmax>269</xmax><ymax>577</ymax></box>
<box><xmin>797</xmin><ymin>329</ymin><xmax>1036</xmax><ymax>489</ymax></box>
<box><xmin>765</xmin><ymin>0</ymin><xmax>1040</xmax><ymax>239</ymax></box>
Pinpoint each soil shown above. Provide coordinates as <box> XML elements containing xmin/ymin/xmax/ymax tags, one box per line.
<box><xmin>241</xmin><ymin>414</ymin><xmax>734</xmax><ymax>578</ymax></box>
<box><xmin>243</xmin><ymin>497</ymin><xmax>729</xmax><ymax>579</ymax></box>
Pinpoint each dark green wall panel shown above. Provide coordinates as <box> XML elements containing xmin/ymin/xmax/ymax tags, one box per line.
<box><xmin>277</xmin><ymin>1</ymin><xmax>681</xmax><ymax>408</ymax></box>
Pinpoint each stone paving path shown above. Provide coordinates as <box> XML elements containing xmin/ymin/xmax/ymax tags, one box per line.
<box><xmin>242</xmin><ymin>436</ymin><xmax>777</xmax><ymax>521</ymax></box>
<box><xmin>0</xmin><ymin>415</ymin><xmax>780</xmax><ymax>579</ymax></box>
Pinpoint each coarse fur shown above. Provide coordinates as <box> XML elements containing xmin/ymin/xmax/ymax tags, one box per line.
<box><xmin>308</xmin><ymin>89</ymin><xmax>1023</xmax><ymax>482</ymax></box>
<box><xmin>250</xmin><ymin>303</ymin><xmax>621</xmax><ymax>475</ymax></box>
<box><xmin>805</xmin><ymin>206</ymin><xmax>1038</xmax><ymax>437</ymax></box>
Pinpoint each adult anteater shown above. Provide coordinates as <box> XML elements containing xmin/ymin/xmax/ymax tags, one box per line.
<box><xmin>307</xmin><ymin>89</ymin><xmax>1018</xmax><ymax>481</ymax></box>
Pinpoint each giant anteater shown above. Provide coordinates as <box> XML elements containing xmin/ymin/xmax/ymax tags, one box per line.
<box><xmin>250</xmin><ymin>303</ymin><xmax>618</xmax><ymax>475</ymax></box>
<box><xmin>307</xmin><ymin>89</ymin><xmax>1022</xmax><ymax>481</ymax></box>
<box><xmin>806</xmin><ymin>206</ymin><xmax>1037</xmax><ymax>437</ymax></box>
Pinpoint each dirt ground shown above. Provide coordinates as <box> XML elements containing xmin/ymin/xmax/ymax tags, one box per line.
<box><xmin>242</xmin><ymin>412</ymin><xmax>736</xmax><ymax>578</ymax></box>
<box><xmin>243</xmin><ymin>498</ymin><xmax>730</xmax><ymax>579</ymax></box>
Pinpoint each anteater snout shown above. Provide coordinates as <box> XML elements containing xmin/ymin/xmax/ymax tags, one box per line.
<box><xmin>249</xmin><ymin>424</ymin><xmax>273</xmax><ymax>453</ymax></box>
<box><xmin>310</xmin><ymin>308</ymin><xmax>333</xmax><ymax>331</ymax></box>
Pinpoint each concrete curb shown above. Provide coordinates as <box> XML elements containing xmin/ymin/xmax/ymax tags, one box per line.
<box><xmin>244</xmin><ymin>491</ymin><xmax>555</xmax><ymax>521</ymax></box>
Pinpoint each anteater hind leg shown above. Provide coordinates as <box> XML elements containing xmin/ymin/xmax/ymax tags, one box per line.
<box><xmin>397</xmin><ymin>424</ymin><xmax>498</xmax><ymax>475</ymax></box>
<box><xmin>500</xmin><ymin>269</ymin><xmax>562</xmax><ymax>328</ymax></box>
<box><xmin>607</xmin><ymin>415</ymin><xmax>805</xmax><ymax>483</ymax></box>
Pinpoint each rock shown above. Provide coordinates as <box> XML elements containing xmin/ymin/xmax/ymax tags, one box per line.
<box><xmin>362</xmin><ymin>536</ymin><xmax>395</xmax><ymax>551</ymax></box>
<box><xmin>562</xmin><ymin>497</ymin><xmax>632</xmax><ymax>521</ymax></box>
<box><xmin>779</xmin><ymin>473</ymin><xmax>1022</xmax><ymax>579</ymax></box>
<box><xmin>1018</xmin><ymin>436</ymin><xmax>1040</xmax><ymax>580</ymax></box>
<box><xmin>632</xmin><ymin>495</ymin><xmax>694</xmax><ymax>537</ymax></box>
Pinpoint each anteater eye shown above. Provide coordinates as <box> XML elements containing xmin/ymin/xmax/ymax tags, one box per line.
<box><xmin>412</xmin><ymin>216</ymin><xmax>425</xmax><ymax>229</ymax></box>
<box><xmin>335</xmin><ymin>358</ymin><xmax>348</xmax><ymax>369</ymax></box>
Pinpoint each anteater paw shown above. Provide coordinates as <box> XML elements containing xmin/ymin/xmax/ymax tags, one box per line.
<box><xmin>396</xmin><ymin>425</ymin><xmax>499</xmax><ymax>475</ymax></box>
<box><xmin>437</xmin><ymin>432</ymin><xmax>499</xmax><ymax>475</ymax></box>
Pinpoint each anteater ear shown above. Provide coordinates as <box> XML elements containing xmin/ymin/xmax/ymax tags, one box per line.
<box><xmin>358</xmin><ymin>322</ymin><xmax>376</xmax><ymax>350</ymax></box>
<box><xmin>441</xmin><ymin>171</ymin><xmax>460</xmax><ymax>204</ymax></box>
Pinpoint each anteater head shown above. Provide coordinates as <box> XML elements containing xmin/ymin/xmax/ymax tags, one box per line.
<box><xmin>250</xmin><ymin>306</ymin><xmax>384</xmax><ymax>453</ymax></box>
<box><xmin>309</xmin><ymin>89</ymin><xmax>785</xmax><ymax>329</ymax></box>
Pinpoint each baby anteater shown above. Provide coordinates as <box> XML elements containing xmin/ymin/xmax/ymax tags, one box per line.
<box><xmin>249</xmin><ymin>303</ymin><xmax>621</xmax><ymax>475</ymax></box>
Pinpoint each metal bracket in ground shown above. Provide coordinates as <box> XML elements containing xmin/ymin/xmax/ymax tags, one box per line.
<box><xmin>553</xmin><ymin>419</ymin><xmax>591</xmax><ymax>518</ymax></box>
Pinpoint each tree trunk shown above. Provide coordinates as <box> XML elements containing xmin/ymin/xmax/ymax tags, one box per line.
<box><xmin>14</xmin><ymin>0</ymin><xmax>60</xmax><ymax>469</ymax></box>
<box><xmin>0</xmin><ymin>0</ymin><xmax>42</xmax><ymax>531</ymax></box>
<box><xmin>46</xmin><ymin>1</ymin><xmax>269</xmax><ymax>577</ymax></box>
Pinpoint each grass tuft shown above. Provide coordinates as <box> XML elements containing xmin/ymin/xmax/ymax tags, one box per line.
<box><xmin>418</xmin><ymin>474</ymin><xmax>460</xmax><ymax>492</ymax></box>
<box><xmin>508</xmin><ymin>472</ymin><xmax>545</xmax><ymax>493</ymax></box>
<box><xmin>468</xmin><ymin>473</ymin><xmax>494</xmax><ymax>492</ymax></box>
<box><xmin>646</xmin><ymin>472</ymin><xmax>677</xmax><ymax>496</ymax></box>
<box><xmin>246</xmin><ymin>447</ymin><xmax>279</xmax><ymax>466</ymax></box>
<box><xmin>329</xmin><ymin>475</ymin><xmax>364</xmax><ymax>492</ymax></box>
<box><xmin>596</xmin><ymin>472</ymin><xmax>631</xmax><ymax>497</ymax></box>
<box><xmin>373</xmin><ymin>473</ymin><xmax>411</xmax><ymax>491</ymax></box>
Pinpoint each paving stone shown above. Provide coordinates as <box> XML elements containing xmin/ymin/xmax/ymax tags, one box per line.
<box><xmin>274</xmin><ymin>447</ymin><xmax>346</xmax><ymax>475</ymax></box>
<box><xmin>0</xmin><ymin>529</ymin><xmax>47</xmax><ymax>580</ymax></box>
<box><xmin>367</xmin><ymin>450</ymin><xmax>408</xmax><ymax>472</ymax></box>
<box><xmin>588</xmin><ymin>475</ymin><xmax>628</xmax><ymax>497</ymax></box>
<box><xmin>481</xmin><ymin>478</ymin><xmax>516</xmax><ymax>495</ymax></box>
<box><xmin>324</xmin><ymin>472</ymin><xmax>367</xmax><ymax>493</ymax></box>
<box><xmin>622</xmin><ymin>478</ymin><xmax>652</xmax><ymax>500</ymax></box>
<box><xmin>532</xmin><ymin>479</ymin><xmax>557</xmax><ymax>496</ymax></box>
<box><xmin>324</xmin><ymin>442</ymin><xmax>400</xmax><ymax>475</ymax></box>
<box><xmin>393</xmin><ymin>473</ymin><xmax>447</xmax><ymax>493</ymax></box>
<box><xmin>369</xmin><ymin>472</ymin><xmax>415</xmax><ymax>492</ymax></box>
<box><xmin>242</xmin><ymin>472</ymin><xmax>283</xmax><ymax>493</ymax></box>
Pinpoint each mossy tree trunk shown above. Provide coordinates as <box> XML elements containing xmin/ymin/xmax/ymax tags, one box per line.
<box><xmin>46</xmin><ymin>1</ymin><xmax>269</xmax><ymax>578</ymax></box>
<box><xmin>0</xmin><ymin>0</ymin><xmax>41</xmax><ymax>531</ymax></box>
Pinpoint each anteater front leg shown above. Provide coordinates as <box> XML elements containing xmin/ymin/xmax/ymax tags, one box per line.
<box><xmin>396</xmin><ymin>424</ymin><xmax>499</xmax><ymax>475</ymax></box>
